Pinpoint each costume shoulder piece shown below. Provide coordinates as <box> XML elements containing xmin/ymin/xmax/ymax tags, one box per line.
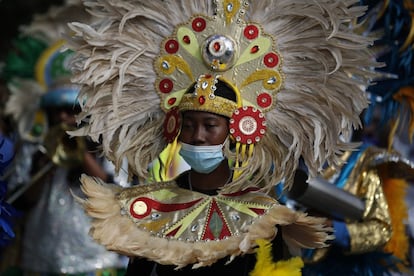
<box><xmin>69</xmin><ymin>0</ymin><xmax>380</xmax><ymax>193</ymax></box>
<box><xmin>78</xmin><ymin>174</ymin><xmax>331</xmax><ymax>268</ymax></box>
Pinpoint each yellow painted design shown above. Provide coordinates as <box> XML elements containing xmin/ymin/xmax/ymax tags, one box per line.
<box><xmin>223</xmin><ymin>0</ymin><xmax>241</xmax><ymax>25</ymax></box>
<box><xmin>235</xmin><ymin>36</ymin><xmax>272</xmax><ymax>66</ymax></box>
<box><xmin>164</xmin><ymin>88</ymin><xmax>187</xmax><ymax>110</ymax></box>
<box><xmin>151</xmin><ymin>188</ymin><xmax>179</xmax><ymax>201</ymax></box>
<box><xmin>242</xmin><ymin>69</ymin><xmax>282</xmax><ymax>91</ymax></box>
<box><xmin>158</xmin><ymin>55</ymin><xmax>194</xmax><ymax>81</ymax></box>
<box><xmin>165</xmin><ymin>199</ymin><xmax>210</xmax><ymax>238</ymax></box>
<box><xmin>177</xmin><ymin>27</ymin><xmax>202</xmax><ymax>61</ymax></box>
<box><xmin>35</xmin><ymin>39</ymin><xmax>66</xmax><ymax>89</ymax></box>
<box><xmin>142</xmin><ymin>218</ymin><xmax>171</xmax><ymax>232</ymax></box>
<box><xmin>216</xmin><ymin>197</ymin><xmax>265</xmax><ymax>217</ymax></box>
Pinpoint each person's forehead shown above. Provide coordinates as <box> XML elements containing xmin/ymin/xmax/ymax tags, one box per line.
<box><xmin>182</xmin><ymin>111</ymin><xmax>225</xmax><ymax>121</ymax></box>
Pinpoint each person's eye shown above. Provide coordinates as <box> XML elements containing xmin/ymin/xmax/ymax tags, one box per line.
<box><xmin>205</xmin><ymin>124</ymin><xmax>217</xmax><ymax>129</ymax></box>
<box><xmin>181</xmin><ymin>123</ymin><xmax>193</xmax><ymax>129</ymax></box>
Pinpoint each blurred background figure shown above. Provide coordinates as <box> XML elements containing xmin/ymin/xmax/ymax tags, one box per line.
<box><xmin>277</xmin><ymin>0</ymin><xmax>414</xmax><ymax>275</ymax></box>
<box><xmin>0</xmin><ymin>115</ymin><xmax>18</xmax><ymax>252</ymax></box>
<box><xmin>0</xmin><ymin>1</ymin><xmax>127</xmax><ymax>275</ymax></box>
<box><xmin>360</xmin><ymin>0</ymin><xmax>414</xmax><ymax>274</ymax></box>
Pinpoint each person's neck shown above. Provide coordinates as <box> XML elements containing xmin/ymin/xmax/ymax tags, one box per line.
<box><xmin>189</xmin><ymin>160</ymin><xmax>231</xmax><ymax>191</ymax></box>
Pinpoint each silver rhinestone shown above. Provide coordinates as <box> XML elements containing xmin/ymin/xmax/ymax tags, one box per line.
<box><xmin>162</xmin><ymin>61</ymin><xmax>170</xmax><ymax>69</ymax></box>
<box><xmin>151</xmin><ymin>213</ymin><xmax>161</xmax><ymax>220</ymax></box>
<box><xmin>202</xmin><ymin>81</ymin><xmax>209</xmax><ymax>89</ymax></box>
<box><xmin>231</xmin><ymin>213</ymin><xmax>241</xmax><ymax>221</ymax></box>
<box><xmin>227</xmin><ymin>3</ymin><xmax>233</xmax><ymax>12</ymax></box>
<box><xmin>267</xmin><ymin>77</ymin><xmax>276</xmax><ymax>84</ymax></box>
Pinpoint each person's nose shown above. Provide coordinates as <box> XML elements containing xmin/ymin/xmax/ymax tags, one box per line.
<box><xmin>191</xmin><ymin>126</ymin><xmax>206</xmax><ymax>145</ymax></box>
<box><xmin>59</xmin><ymin>110</ymin><xmax>69</xmax><ymax>121</ymax></box>
<box><xmin>58</xmin><ymin>110</ymin><xmax>76</xmax><ymax>126</ymax></box>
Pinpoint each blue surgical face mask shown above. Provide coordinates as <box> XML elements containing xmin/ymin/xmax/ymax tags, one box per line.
<box><xmin>179</xmin><ymin>142</ymin><xmax>225</xmax><ymax>174</ymax></box>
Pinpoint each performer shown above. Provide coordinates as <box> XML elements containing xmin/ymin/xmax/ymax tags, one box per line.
<box><xmin>1</xmin><ymin>1</ymin><xmax>127</xmax><ymax>274</ymax></box>
<box><xmin>287</xmin><ymin>141</ymin><xmax>414</xmax><ymax>275</ymax></box>
<box><xmin>360</xmin><ymin>0</ymin><xmax>414</xmax><ymax>273</ymax></box>
<box><xmin>284</xmin><ymin>0</ymin><xmax>414</xmax><ymax>274</ymax></box>
<box><xmin>68</xmin><ymin>0</ymin><xmax>381</xmax><ymax>274</ymax></box>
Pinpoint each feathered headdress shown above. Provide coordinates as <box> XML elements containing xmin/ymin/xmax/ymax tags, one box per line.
<box><xmin>69</xmin><ymin>0</ymin><xmax>380</xmax><ymax>194</ymax></box>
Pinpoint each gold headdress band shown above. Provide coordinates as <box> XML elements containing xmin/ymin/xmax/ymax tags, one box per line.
<box><xmin>178</xmin><ymin>75</ymin><xmax>239</xmax><ymax>118</ymax></box>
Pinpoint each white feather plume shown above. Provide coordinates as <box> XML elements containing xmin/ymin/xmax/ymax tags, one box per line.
<box><xmin>68</xmin><ymin>0</ymin><xmax>380</xmax><ymax>192</ymax></box>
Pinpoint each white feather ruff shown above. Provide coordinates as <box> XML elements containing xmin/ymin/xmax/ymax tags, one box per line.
<box><xmin>78</xmin><ymin>174</ymin><xmax>334</xmax><ymax>268</ymax></box>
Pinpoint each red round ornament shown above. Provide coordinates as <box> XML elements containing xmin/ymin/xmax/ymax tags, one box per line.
<box><xmin>229</xmin><ymin>106</ymin><xmax>266</xmax><ymax>144</ymax></box>
<box><xmin>159</xmin><ymin>78</ymin><xmax>173</xmax><ymax>93</ymax></box>
<box><xmin>264</xmin><ymin>52</ymin><xmax>279</xmax><ymax>68</ymax></box>
<box><xmin>165</xmin><ymin>39</ymin><xmax>179</xmax><ymax>54</ymax></box>
<box><xmin>257</xmin><ymin>92</ymin><xmax>272</xmax><ymax>109</ymax></box>
<box><xmin>163</xmin><ymin>107</ymin><xmax>181</xmax><ymax>143</ymax></box>
<box><xmin>192</xmin><ymin>17</ymin><xmax>206</xmax><ymax>32</ymax></box>
<box><xmin>244</xmin><ymin>25</ymin><xmax>259</xmax><ymax>40</ymax></box>
<box><xmin>130</xmin><ymin>197</ymin><xmax>152</xmax><ymax>219</ymax></box>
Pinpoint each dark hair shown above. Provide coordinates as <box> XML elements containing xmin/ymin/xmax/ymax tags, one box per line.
<box><xmin>214</xmin><ymin>80</ymin><xmax>237</xmax><ymax>102</ymax></box>
<box><xmin>186</xmin><ymin>79</ymin><xmax>237</xmax><ymax>102</ymax></box>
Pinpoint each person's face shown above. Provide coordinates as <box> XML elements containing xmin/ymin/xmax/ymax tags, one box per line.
<box><xmin>46</xmin><ymin>106</ymin><xmax>79</xmax><ymax>126</ymax></box>
<box><xmin>179</xmin><ymin>111</ymin><xmax>229</xmax><ymax>146</ymax></box>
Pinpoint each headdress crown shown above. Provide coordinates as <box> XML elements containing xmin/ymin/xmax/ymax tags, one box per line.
<box><xmin>156</xmin><ymin>0</ymin><xmax>283</xmax><ymax>146</ymax></box>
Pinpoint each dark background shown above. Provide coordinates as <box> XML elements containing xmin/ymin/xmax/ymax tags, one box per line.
<box><xmin>0</xmin><ymin>0</ymin><xmax>64</xmax><ymax>60</ymax></box>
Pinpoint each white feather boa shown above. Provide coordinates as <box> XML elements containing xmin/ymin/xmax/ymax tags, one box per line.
<box><xmin>77</xmin><ymin>174</ymin><xmax>333</xmax><ymax>268</ymax></box>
